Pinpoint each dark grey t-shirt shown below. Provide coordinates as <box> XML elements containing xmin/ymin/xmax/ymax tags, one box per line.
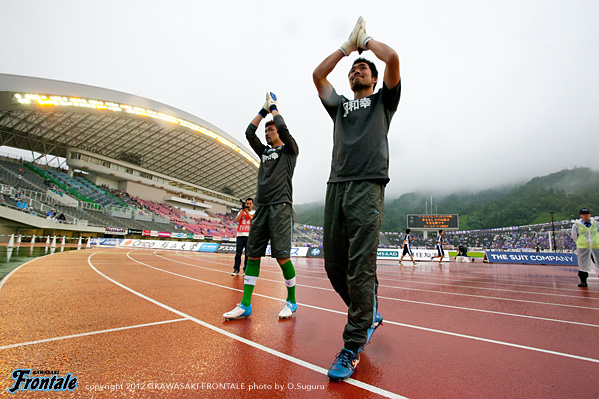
<box><xmin>246</xmin><ymin>114</ymin><xmax>299</xmax><ymax>206</ymax></box>
<box><xmin>321</xmin><ymin>82</ymin><xmax>401</xmax><ymax>184</ymax></box>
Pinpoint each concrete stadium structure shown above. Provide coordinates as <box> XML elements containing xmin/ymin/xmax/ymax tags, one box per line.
<box><xmin>0</xmin><ymin>73</ymin><xmax>259</xmax><ymax>214</ymax></box>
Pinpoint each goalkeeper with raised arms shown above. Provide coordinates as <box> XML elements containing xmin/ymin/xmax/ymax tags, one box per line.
<box><xmin>313</xmin><ymin>17</ymin><xmax>401</xmax><ymax>381</ymax></box>
<box><xmin>223</xmin><ymin>92</ymin><xmax>300</xmax><ymax>320</ymax></box>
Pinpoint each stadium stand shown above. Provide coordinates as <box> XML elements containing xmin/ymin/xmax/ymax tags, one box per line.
<box><xmin>0</xmin><ymin>160</ymin><xmax>47</xmax><ymax>192</ymax></box>
<box><xmin>100</xmin><ymin>182</ymin><xmax>239</xmax><ymax>237</ymax></box>
<box><xmin>380</xmin><ymin>232</ymin><xmax>401</xmax><ymax>247</ymax></box>
<box><xmin>0</xmin><ymin>157</ymin><xmax>584</xmax><ymax>250</ymax></box>
<box><xmin>444</xmin><ymin>221</ymin><xmax>578</xmax><ymax>252</ymax></box>
<box><xmin>380</xmin><ymin>232</ymin><xmax>428</xmax><ymax>248</ymax></box>
<box><xmin>292</xmin><ymin>225</ymin><xmax>323</xmax><ymax>247</ymax></box>
<box><xmin>26</xmin><ymin>163</ymin><xmax>126</xmax><ymax>208</ymax></box>
<box><xmin>0</xmin><ymin>157</ymin><xmax>249</xmax><ymax>239</ymax></box>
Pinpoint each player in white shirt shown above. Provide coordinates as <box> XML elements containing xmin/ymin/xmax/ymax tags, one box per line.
<box><xmin>431</xmin><ymin>230</ymin><xmax>447</xmax><ymax>264</ymax></box>
<box><xmin>399</xmin><ymin>228</ymin><xmax>417</xmax><ymax>267</ymax></box>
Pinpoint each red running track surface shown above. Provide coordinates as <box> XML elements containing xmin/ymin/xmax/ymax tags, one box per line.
<box><xmin>0</xmin><ymin>248</ymin><xmax>597</xmax><ymax>398</ymax></box>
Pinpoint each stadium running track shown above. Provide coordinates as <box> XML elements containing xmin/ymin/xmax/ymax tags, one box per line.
<box><xmin>0</xmin><ymin>246</ymin><xmax>598</xmax><ymax>398</ymax></box>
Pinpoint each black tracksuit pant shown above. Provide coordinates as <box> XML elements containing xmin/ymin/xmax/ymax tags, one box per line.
<box><xmin>233</xmin><ymin>236</ymin><xmax>248</xmax><ymax>272</ymax></box>
<box><xmin>323</xmin><ymin>180</ymin><xmax>384</xmax><ymax>352</ymax></box>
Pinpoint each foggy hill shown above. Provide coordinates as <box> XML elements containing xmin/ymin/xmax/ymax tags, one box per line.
<box><xmin>294</xmin><ymin>168</ymin><xmax>599</xmax><ymax>231</ymax></box>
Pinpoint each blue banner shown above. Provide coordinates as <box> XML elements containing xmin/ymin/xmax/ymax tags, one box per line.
<box><xmin>307</xmin><ymin>247</ymin><xmax>324</xmax><ymax>258</ymax></box>
<box><xmin>377</xmin><ymin>249</ymin><xmax>400</xmax><ymax>260</ymax></box>
<box><xmin>485</xmin><ymin>251</ymin><xmax>578</xmax><ymax>265</ymax></box>
<box><xmin>89</xmin><ymin>238</ymin><xmax>121</xmax><ymax>246</ymax></box>
<box><xmin>197</xmin><ymin>243</ymin><xmax>219</xmax><ymax>252</ymax></box>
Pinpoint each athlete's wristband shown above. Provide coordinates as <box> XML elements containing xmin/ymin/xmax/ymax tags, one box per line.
<box><xmin>258</xmin><ymin>108</ymin><xmax>268</xmax><ymax>118</ymax></box>
<box><xmin>269</xmin><ymin>104</ymin><xmax>278</xmax><ymax>112</ymax></box>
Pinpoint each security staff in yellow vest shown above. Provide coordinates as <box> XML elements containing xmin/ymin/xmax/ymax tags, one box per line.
<box><xmin>571</xmin><ymin>208</ymin><xmax>599</xmax><ymax>287</ymax></box>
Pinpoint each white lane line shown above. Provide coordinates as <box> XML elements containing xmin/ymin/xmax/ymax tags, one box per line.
<box><xmin>0</xmin><ymin>248</ymin><xmax>115</xmax><ymax>293</ymax></box>
<box><xmin>260</xmin><ymin>259</ymin><xmax>599</xmax><ymax>302</ymax></box>
<box><xmin>381</xmin><ymin>317</ymin><xmax>599</xmax><ymax>363</ymax></box>
<box><xmin>162</xmin><ymin>252</ymin><xmax>599</xmax><ymax>328</ymax></box>
<box><xmin>380</xmin><ymin>296</ymin><xmax>599</xmax><ymax>328</ymax></box>
<box><xmin>198</xmin><ymin>252</ymin><xmax>598</xmax><ymax>301</ymax></box>
<box><xmin>163</xmin><ymin>251</ymin><xmax>599</xmax><ymax>313</ymax></box>
<box><xmin>202</xmin><ymin>252</ymin><xmax>598</xmax><ymax>295</ymax></box>
<box><xmin>126</xmin><ymin>251</ymin><xmax>599</xmax><ymax>363</ymax></box>
<box><xmin>122</xmin><ymin>249</ymin><xmax>599</xmax><ymax>305</ymax></box>
<box><xmin>89</xmin><ymin>252</ymin><xmax>406</xmax><ymax>399</ymax></box>
<box><xmin>378</xmin><ymin>266</ymin><xmax>596</xmax><ymax>292</ymax></box>
<box><xmin>0</xmin><ymin>318</ymin><xmax>188</xmax><ymax>350</ymax></box>
<box><xmin>377</xmin><ymin>275</ymin><xmax>599</xmax><ymax>301</ymax></box>
<box><xmin>376</xmin><ymin>261</ymin><xmax>588</xmax><ymax>286</ymax></box>
<box><xmin>0</xmin><ymin>252</ymin><xmax>62</xmax><ymax>292</ymax></box>
<box><xmin>371</xmin><ymin>267</ymin><xmax>599</xmax><ymax>298</ymax></box>
<box><xmin>184</xmin><ymin>248</ymin><xmax>599</xmax><ymax>300</ymax></box>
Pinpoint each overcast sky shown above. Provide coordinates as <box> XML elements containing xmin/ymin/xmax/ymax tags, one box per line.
<box><xmin>3</xmin><ymin>1</ymin><xmax>598</xmax><ymax>205</ymax></box>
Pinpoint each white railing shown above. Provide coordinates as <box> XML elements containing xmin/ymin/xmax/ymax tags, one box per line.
<box><xmin>104</xmin><ymin>205</ymin><xmax>133</xmax><ymax>214</ymax></box>
<box><xmin>0</xmin><ymin>183</ymin><xmax>94</xmax><ymax>226</ymax></box>
<box><xmin>0</xmin><ymin>184</ymin><xmax>17</xmax><ymax>197</ymax></box>
<box><xmin>80</xmin><ymin>201</ymin><xmax>103</xmax><ymax>212</ymax></box>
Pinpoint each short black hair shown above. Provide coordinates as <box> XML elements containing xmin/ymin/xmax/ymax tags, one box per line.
<box><xmin>439</xmin><ymin>229</ymin><xmax>444</xmax><ymax>234</ymax></box>
<box><xmin>265</xmin><ymin>120</ymin><xmax>275</xmax><ymax>128</ymax></box>
<box><xmin>406</xmin><ymin>228</ymin><xmax>411</xmax><ymax>233</ymax></box>
<box><xmin>246</xmin><ymin>198</ymin><xmax>253</xmax><ymax>203</ymax></box>
<box><xmin>350</xmin><ymin>57</ymin><xmax>379</xmax><ymax>88</ymax></box>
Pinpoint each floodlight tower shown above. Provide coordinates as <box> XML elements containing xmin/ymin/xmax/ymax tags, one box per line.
<box><xmin>550</xmin><ymin>211</ymin><xmax>557</xmax><ymax>253</ymax></box>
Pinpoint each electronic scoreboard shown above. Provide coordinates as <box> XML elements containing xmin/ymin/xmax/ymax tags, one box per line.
<box><xmin>407</xmin><ymin>214</ymin><xmax>459</xmax><ymax>230</ymax></box>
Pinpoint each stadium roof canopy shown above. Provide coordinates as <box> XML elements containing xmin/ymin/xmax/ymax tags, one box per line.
<box><xmin>0</xmin><ymin>74</ymin><xmax>259</xmax><ymax>198</ymax></box>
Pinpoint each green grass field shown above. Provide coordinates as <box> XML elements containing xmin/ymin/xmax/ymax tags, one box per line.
<box><xmin>447</xmin><ymin>251</ymin><xmax>485</xmax><ymax>258</ymax></box>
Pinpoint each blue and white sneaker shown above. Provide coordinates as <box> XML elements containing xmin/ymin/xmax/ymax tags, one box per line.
<box><xmin>223</xmin><ymin>303</ymin><xmax>252</xmax><ymax>320</ymax></box>
<box><xmin>278</xmin><ymin>301</ymin><xmax>297</xmax><ymax>319</ymax></box>
<box><xmin>358</xmin><ymin>312</ymin><xmax>383</xmax><ymax>353</ymax></box>
<box><xmin>328</xmin><ymin>348</ymin><xmax>360</xmax><ymax>381</ymax></box>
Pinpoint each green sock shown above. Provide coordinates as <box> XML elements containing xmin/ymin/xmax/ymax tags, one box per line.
<box><xmin>280</xmin><ymin>260</ymin><xmax>296</xmax><ymax>303</ymax></box>
<box><xmin>241</xmin><ymin>259</ymin><xmax>260</xmax><ymax>307</ymax></box>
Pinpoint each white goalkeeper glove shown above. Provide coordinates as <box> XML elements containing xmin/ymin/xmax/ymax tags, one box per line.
<box><xmin>266</xmin><ymin>91</ymin><xmax>278</xmax><ymax>112</ymax></box>
<box><xmin>357</xmin><ymin>22</ymin><xmax>373</xmax><ymax>54</ymax></box>
<box><xmin>339</xmin><ymin>16</ymin><xmax>364</xmax><ymax>56</ymax></box>
<box><xmin>259</xmin><ymin>94</ymin><xmax>269</xmax><ymax>118</ymax></box>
